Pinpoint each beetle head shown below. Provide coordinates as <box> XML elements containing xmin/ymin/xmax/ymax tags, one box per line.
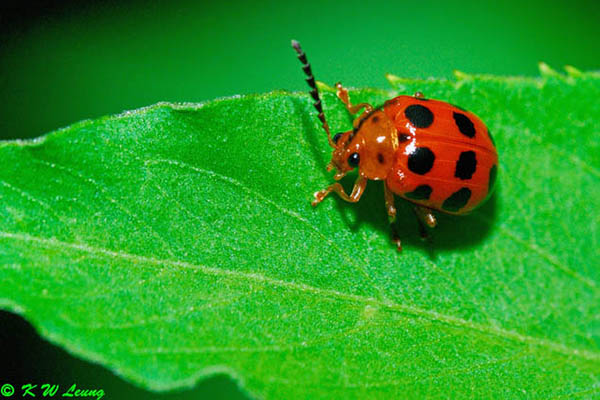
<box><xmin>328</xmin><ymin>130</ymin><xmax>363</xmax><ymax>180</ymax></box>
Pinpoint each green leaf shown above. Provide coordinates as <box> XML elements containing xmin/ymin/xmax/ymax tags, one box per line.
<box><xmin>1</xmin><ymin>68</ymin><xmax>599</xmax><ymax>399</ymax></box>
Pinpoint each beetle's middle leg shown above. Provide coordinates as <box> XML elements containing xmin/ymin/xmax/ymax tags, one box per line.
<box><xmin>384</xmin><ymin>184</ymin><xmax>402</xmax><ymax>251</ymax></box>
<box><xmin>413</xmin><ymin>205</ymin><xmax>437</xmax><ymax>239</ymax></box>
<box><xmin>384</xmin><ymin>184</ymin><xmax>397</xmax><ymax>223</ymax></box>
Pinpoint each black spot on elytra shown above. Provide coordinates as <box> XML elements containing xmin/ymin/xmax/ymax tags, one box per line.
<box><xmin>377</xmin><ymin>153</ymin><xmax>385</xmax><ymax>164</ymax></box>
<box><xmin>453</xmin><ymin>112</ymin><xmax>475</xmax><ymax>138</ymax></box>
<box><xmin>404</xmin><ymin>185</ymin><xmax>432</xmax><ymax>200</ymax></box>
<box><xmin>442</xmin><ymin>188</ymin><xmax>471</xmax><ymax>212</ymax></box>
<box><xmin>372</xmin><ymin>116</ymin><xmax>380</xmax><ymax>123</ymax></box>
<box><xmin>488</xmin><ymin>164</ymin><xmax>497</xmax><ymax>195</ymax></box>
<box><xmin>454</xmin><ymin>151</ymin><xmax>477</xmax><ymax>180</ymax></box>
<box><xmin>398</xmin><ymin>134</ymin><xmax>411</xmax><ymax>143</ymax></box>
<box><xmin>407</xmin><ymin>147</ymin><xmax>435</xmax><ymax>175</ymax></box>
<box><xmin>405</xmin><ymin>104</ymin><xmax>434</xmax><ymax>128</ymax></box>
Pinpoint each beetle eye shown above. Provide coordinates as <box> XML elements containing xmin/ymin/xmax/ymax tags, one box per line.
<box><xmin>348</xmin><ymin>152</ymin><xmax>360</xmax><ymax>167</ymax></box>
<box><xmin>333</xmin><ymin>132</ymin><xmax>342</xmax><ymax>144</ymax></box>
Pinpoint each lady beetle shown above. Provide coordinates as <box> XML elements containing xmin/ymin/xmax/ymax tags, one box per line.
<box><xmin>291</xmin><ymin>40</ymin><xmax>498</xmax><ymax>250</ymax></box>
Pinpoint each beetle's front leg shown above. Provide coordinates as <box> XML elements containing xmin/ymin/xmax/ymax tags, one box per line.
<box><xmin>312</xmin><ymin>176</ymin><xmax>367</xmax><ymax>206</ymax></box>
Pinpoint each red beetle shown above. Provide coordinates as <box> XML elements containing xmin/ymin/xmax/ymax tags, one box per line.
<box><xmin>292</xmin><ymin>40</ymin><xmax>498</xmax><ymax>250</ymax></box>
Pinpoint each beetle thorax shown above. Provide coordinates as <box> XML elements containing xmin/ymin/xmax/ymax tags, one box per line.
<box><xmin>331</xmin><ymin>110</ymin><xmax>399</xmax><ymax>181</ymax></box>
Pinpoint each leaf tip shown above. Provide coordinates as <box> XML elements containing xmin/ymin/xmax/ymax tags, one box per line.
<box><xmin>385</xmin><ymin>73</ymin><xmax>419</xmax><ymax>90</ymax></box>
<box><xmin>385</xmin><ymin>73</ymin><xmax>401</xmax><ymax>85</ymax></box>
<box><xmin>453</xmin><ymin>70</ymin><xmax>472</xmax><ymax>80</ymax></box>
<box><xmin>538</xmin><ymin>62</ymin><xmax>561</xmax><ymax>78</ymax></box>
<box><xmin>315</xmin><ymin>80</ymin><xmax>335</xmax><ymax>92</ymax></box>
<box><xmin>564</xmin><ymin>65</ymin><xmax>583</xmax><ymax>78</ymax></box>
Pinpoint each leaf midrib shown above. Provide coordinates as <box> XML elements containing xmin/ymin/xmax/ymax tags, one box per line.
<box><xmin>2</xmin><ymin>230</ymin><xmax>598</xmax><ymax>364</ymax></box>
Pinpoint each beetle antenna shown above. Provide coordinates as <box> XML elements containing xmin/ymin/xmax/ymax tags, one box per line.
<box><xmin>291</xmin><ymin>40</ymin><xmax>335</xmax><ymax>148</ymax></box>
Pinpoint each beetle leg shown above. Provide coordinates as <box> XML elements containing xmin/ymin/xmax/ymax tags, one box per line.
<box><xmin>384</xmin><ymin>183</ymin><xmax>396</xmax><ymax>223</ymax></box>
<box><xmin>413</xmin><ymin>91</ymin><xmax>425</xmax><ymax>99</ymax></box>
<box><xmin>384</xmin><ymin>184</ymin><xmax>402</xmax><ymax>251</ymax></box>
<box><xmin>312</xmin><ymin>176</ymin><xmax>367</xmax><ymax>206</ymax></box>
<box><xmin>335</xmin><ymin>82</ymin><xmax>373</xmax><ymax>119</ymax></box>
<box><xmin>413</xmin><ymin>205</ymin><xmax>437</xmax><ymax>239</ymax></box>
<box><xmin>390</xmin><ymin>223</ymin><xmax>402</xmax><ymax>252</ymax></box>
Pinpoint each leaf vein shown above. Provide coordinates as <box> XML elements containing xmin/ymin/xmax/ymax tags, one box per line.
<box><xmin>1</xmin><ymin>230</ymin><xmax>598</xmax><ymax>363</ymax></box>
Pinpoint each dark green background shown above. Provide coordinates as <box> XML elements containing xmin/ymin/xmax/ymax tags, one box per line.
<box><xmin>1</xmin><ymin>0</ymin><xmax>599</xmax><ymax>141</ymax></box>
<box><xmin>0</xmin><ymin>0</ymin><xmax>598</xmax><ymax>398</ymax></box>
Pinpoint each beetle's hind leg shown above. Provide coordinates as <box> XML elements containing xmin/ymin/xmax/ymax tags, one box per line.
<box><xmin>413</xmin><ymin>205</ymin><xmax>437</xmax><ymax>239</ymax></box>
<box><xmin>335</xmin><ymin>82</ymin><xmax>373</xmax><ymax>123</ymax></box>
